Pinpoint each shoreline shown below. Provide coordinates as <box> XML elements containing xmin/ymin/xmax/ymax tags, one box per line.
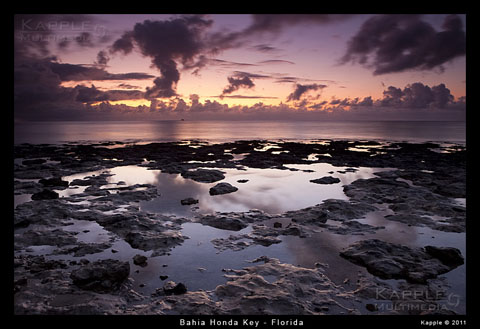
<box><xmin>14</xmin><ymin>139</ymin><xmax>466</xmax><ymax>315</ymax></box>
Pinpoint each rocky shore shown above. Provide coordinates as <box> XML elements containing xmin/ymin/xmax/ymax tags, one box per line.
<box><xmin>14</xmin><ymin>140</ymin><xmax>466</xmax><ymax>315</ymax></box>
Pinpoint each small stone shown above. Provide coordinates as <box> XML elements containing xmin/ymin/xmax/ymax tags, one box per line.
<box><xmin>310</xmin><ymin>176</ymin><xmax>341</xmax><ymax>185</ymax></box>
<box><xmin>209</xmin><ymin>182</ymin><xmax>238</xmax><ymax>196</ymax></box>
<box><xmin>273</xmin><ymin>222</ymin><xmax>282</xmax><ymax>228</ymax></box>
<box><xmin>163</xmin><ymin>282</ymin><xmax>187</xmax><ymax>295</ymax></box>
<box><xmin>366</xmin><ymin>303</ymin><xmax>377</xmax><ymax>312</ymax></box>
<box><xmin>159</xmin><ymin>275</ymin><xmax>168</xmax><ymax>281</ymax></box>
<box><xmin>181</xmin><ymin>197</ymin><xmax>199</xmax><ymax>205</ymax></box>
<box><xmin>237</xmin><ymin>179</ymin><xmax>249</xmax><ymax>183</ymax></box>
<box><xmin>133</xmin><ymin>254</ymin><xmax>148</xmax><ymax>267</ymax></box>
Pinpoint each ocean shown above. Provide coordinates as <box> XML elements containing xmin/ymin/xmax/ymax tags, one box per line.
<box><xmin>14</xmin><ymin>120</ymin><xmax>466</xmax><ymax>144</ymax></box>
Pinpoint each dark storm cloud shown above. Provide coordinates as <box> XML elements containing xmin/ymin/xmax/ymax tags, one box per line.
<box><xmin>49</xmin><ymin>62</ymin><xmax>154</xmax><ymax>81</ymax></box>
<box><xmin>340</xmin><ymin>14</ymin><xmax>466</xmax><ymax>74</ymax></box>
<box><xmin>286</xmin><ymin>83</ymin><xmax>327</xmax><ymax>102</ymax></box>
<box><xmin>109</xmin><ymin>15</ymin><xmax>213</xmax><ymax>98</ymax></box>
<box><xmin>222</xmin><ymin>75</ymin><xmax>255</xmax><ymax>95</ymax></box>
<box><xmin>95</xmin><ymin>50</ymin><xmax>110</xmax><ymax>66</ymax></box>
<box><xmin>74</xmin><ymin>85</ymin><xmax>145</xmax><ymax>103</ymax></box>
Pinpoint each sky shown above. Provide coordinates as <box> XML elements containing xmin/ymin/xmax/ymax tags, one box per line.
<box><xmin>13</xmin><ymin>14</ymin><xmax>466</xmax><ymax>121</ymax></box>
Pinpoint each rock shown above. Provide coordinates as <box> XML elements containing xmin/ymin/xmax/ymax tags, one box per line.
<box><xmin>163</xmin><ymin>281</ymin><xmax>187</xmax><ymax>295</ymax></box>
<box><xmin>22</xmin><ymin>158</ymin><xmax>47</xmax><ymax>165</ymax></box>
<box><xmin>366</xmin><ymin>303</ymin><xmax>378</xmax><ymax>312</ymax></box>
<box><xmin>181</xmin><ymin>197</ymin><xmax>199</xmax><ymax>205</ymax></box>
<box><xmin>340</xmin><ymin>239</ymin><xmax>463</xmax><ymax>284</ymax></box>
<box><xmin>31</xmin><ymin>189</ymin><xmax>59</xmax><ymax>200</ymax></box>
<box><xmin>181</xmin><ymin>169</ymin><xmax>225</xmax><ymax>183</ymax></box>
<box><xmin>159</xmin><ymin>275</ymin><xmax>168</xmax><ymax>281</ymax></box>
<box><xmin>273</xmin><ymin>222</ymin><xmax>282</xmax><ymax>228</ymax></box>
<box><xmin>133</xmin><ymin>254</ymin><xmax>148</xmax><ymax>267</ymax></box>
<box><xmin>237</xmin><ymin>179</ymin><xmax>249</xmax><ymax>183</ymax></box>
<box><xmin>424</xmin><ymin>246</ymin><xmax>464</xmax><ymax>267</ymax></box>
<box><xmin>209</xmin><ymin>182</ymin><xmax>238</xmax><ymax>196</ymax></box>
<box><xmin>39</xmin><ymin>177</ymin><xmax>69</xmax><ymax>188</ymax></box>
<box><xmin>70</xmin><ymin>259</ymin><xmax>130</xmax><ymax>292</ymax></box>
<box><xmin>198</xmin><ymin>214</ymin><xmax>247</xmax><ymax>231</ymax></box>
<box><xmin>310</xmin><ymin>176</ymin><xmax>341</xmax><ymax>184</ymax></box>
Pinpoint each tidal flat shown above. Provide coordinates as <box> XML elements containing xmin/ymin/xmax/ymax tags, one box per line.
<box><xmin>13</xmin><ymin>140</ymin><xmax>466</xmax><ymax>315</ymax></box>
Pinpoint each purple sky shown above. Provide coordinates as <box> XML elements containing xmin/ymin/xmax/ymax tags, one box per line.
<box><xmin>14</xmin><ymin>14</ymin><xmax>466</xmax><ymax>121</ymax></box>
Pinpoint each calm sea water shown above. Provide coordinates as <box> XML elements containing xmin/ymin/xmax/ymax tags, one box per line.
<box><xmin>14</xmin><ymin>120</ymin><xmax>466</xmax><ymax>144</ymax></box>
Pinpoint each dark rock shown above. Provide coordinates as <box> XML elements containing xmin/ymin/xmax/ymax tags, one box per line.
<box><xmin>340</xmin><ymin>239</ymin><xmax>463</xmax><ymax>284</ymax></box>
<box><xmin>237</xmin><ymin>179</ymin><xmax>249</xmax><ymax>183</ymax></box>
<box><xmin>163</xmin><ymin>281</ymin><xmax>187</xmax><ymax>295</ymax></box>
<box><xmin>39</xmin><ymin>177</ymin><xmax>69</xmax><ymax>188</ymax></box>
<box><xmin>310</xmin><ymin>176</ymin><xmax>341</xmax><ymax>184</ymax></box>
<box><xmin>209</xmin><ymin>182</ymin><xmax>238</xmax><ymax>196</ymax></box>
<box><xmin>424</xmin><ymin>246</ymin><xmax>464</xmax><ymax>267</ymax></box>
<box><xmin>366</xmin><ymin>303</ymin><xmax>377</xmax><ymax>312</ymax></box>
<box><xmin>31</xmin><ymin>189</ymin><xmax>59</xmax><ymax>200</ymax></box>
<box><xmin>273</xmin><ymin>222</ymin><xmax>282</xmax><ymax>228</ymax></box>
<box><xmin>181</xmin><ymin>169</ymin><xmax>225</xmax><ymax>183</ymax></box>
<box><xmin>181</xmin><ymin>197</ymin><xmax>199</xmax><ymax>205</ymax></box>
<box><xmin>70</xmin><ymin>259</ymin><xmax>130</xmax><ymax>292</ymax></box>
<box><xmin>133</xmin><ymin>254</ymin><xmax>148</xmax><ymax>267</ymax></box>
<box><xmin>199</xmin><ymin>214</ymin><xmax>247</xmax><ymax>231</ymax></box>
<box><xmin>159</xmin><ymin>275</ymin><xmax>169</xmax><ymax>281</ymax></box>
<box><xmin>22</xmin><ymin>158</ymin><xmax>47</xmax><ymax>165</ymax></box>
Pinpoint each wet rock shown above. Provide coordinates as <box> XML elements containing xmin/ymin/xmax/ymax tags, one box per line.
<box><xmin>424</xmin><ymin>246</ymin><xmax>464</xmax><ymax>267</ymax></box>
<box><xmin>22</xmin><ymin>158</ymin><xmax>47</xmax><ymax>165</ymax></box>
<box><xmin>212</xmin><ymin>257</ymin><xmax>360</xmax><ymax>315</ymax></box>
<box><xmin>70</xmin><ymin>259</ymin><xmax>130</xmax><ymax>292</ymax></box>
<box><xmin>124</xmin><ymin>230</ymin><xmax>186</xmax><ymax>256</ymax></box>
<box><xmin>133</xmin><ymin>254</ymin><xmax>148</xmax><ymax>267</ymax></box>
<box><xmin>344</xmin><ymin>171</ymin><xmax>465</xmax><ymax>232</ymax></box>
<box><xmin>181</xmin><ymin>169</ymin><xmax>225</xmax><ymax>183</ymax></box>
<box><xmin>209</xmin><ymin>182</ymin><xmax>238</xmax><ymax>195</ymax></box>
<box><xmin>39</xmin><ymin>177</ymin><xmax>69</xmax><ymax>188</ymax></box>
<box><xmin>181</xmin><ymin>197</ymin><xmax>199</xmax><ymax>205</ymax></box>
<box><xmin>15</xmin><ymin>228</ymin><xmax>77</xmax><ymax>248</ymax></box>
<box><xmin>31</xmin><ymin>189</ymin><xmax>59</xmax><ymax>200</ymax></box>
<box><xmin>14</xmin><ymin>180</ymin><xmax>43</xmax><ymax>194</ymax></box>
<box><xmin>237</xmin><ymin>179</ymin><xmax>249</xmax><ymax>183</ymax></box>
<box><xmin>198</xmin><ymin>214</ymin><xmax>247</xmax><ymax>231</ymax></box>
<box><xmin>340</xmin><ymin>239</ymin><xmax>463</xmax><ymax>284</ymax></box>
<box><xmin>52</xmin><ymin>242</ymin><xmax>113</xmax><ymax>257</ymax></box>
<box><xmin>163</xmin><ymin>281</ymin><xmax>187</xmax><ymax>295</ymax></box>
<box><xmin>159</xmin><ymin>275</ymin><xmax>168</xmax><ymax>281</ymax></box>
<box><xmin>366</xmin><ymin>303</ymin><xmax>377</xmax><ymax>312</ymax></box>
<box><xmin>310</xmin><ymin>176</ymin><xmax>341</xmax><ymax>184</ymax></box>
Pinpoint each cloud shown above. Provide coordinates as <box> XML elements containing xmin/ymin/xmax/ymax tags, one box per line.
<box><xmin>48</xmin><ymin>62</ymin><xmax>154</xmax><ymax>81</ymax></box>
<box><xmin>286</xmin><ymin>83</ymin><xmax>327</xmax><ymax>101</ymax></box>
<box><xmin>95</xmin><ymin>50</ymin><xmax>110</xmax><ymax>66</ymax></box>
<box><xmin>258</xmin><ymin>59</ymin><xmax>295</xmax><ymax>65</ymax></box>
<box><xmin>109</xmin><ymin>15</ymin><xmax>213</xmax><ymax>98</ymax></box>
<box><xmin>211</xmin><ymin>95</ymin><xmax>278</xmax><ymax>99</ymax></box>
<box><xmin>222</xmin><ymin>75</ymin><xmax>255</xmax><ymax>95</ymax></box>
<box><xmin>340</xmin><ymin>14</ymin><xmax>466</xmax><ymax>74</ymax></box>
<box><xmin>251</xmin><ymin>44</ymin><xmax>280</xmax><ymax>52</ymax></box>
<box><xmin>207</xmin><ymin>14</ymin><xmax>354</xmax><ymax>53</ymax></box>
<box><xmin>74</xmin><ymin>85</ymin><xmax>145</xmax><ymax>103</ymax></box>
